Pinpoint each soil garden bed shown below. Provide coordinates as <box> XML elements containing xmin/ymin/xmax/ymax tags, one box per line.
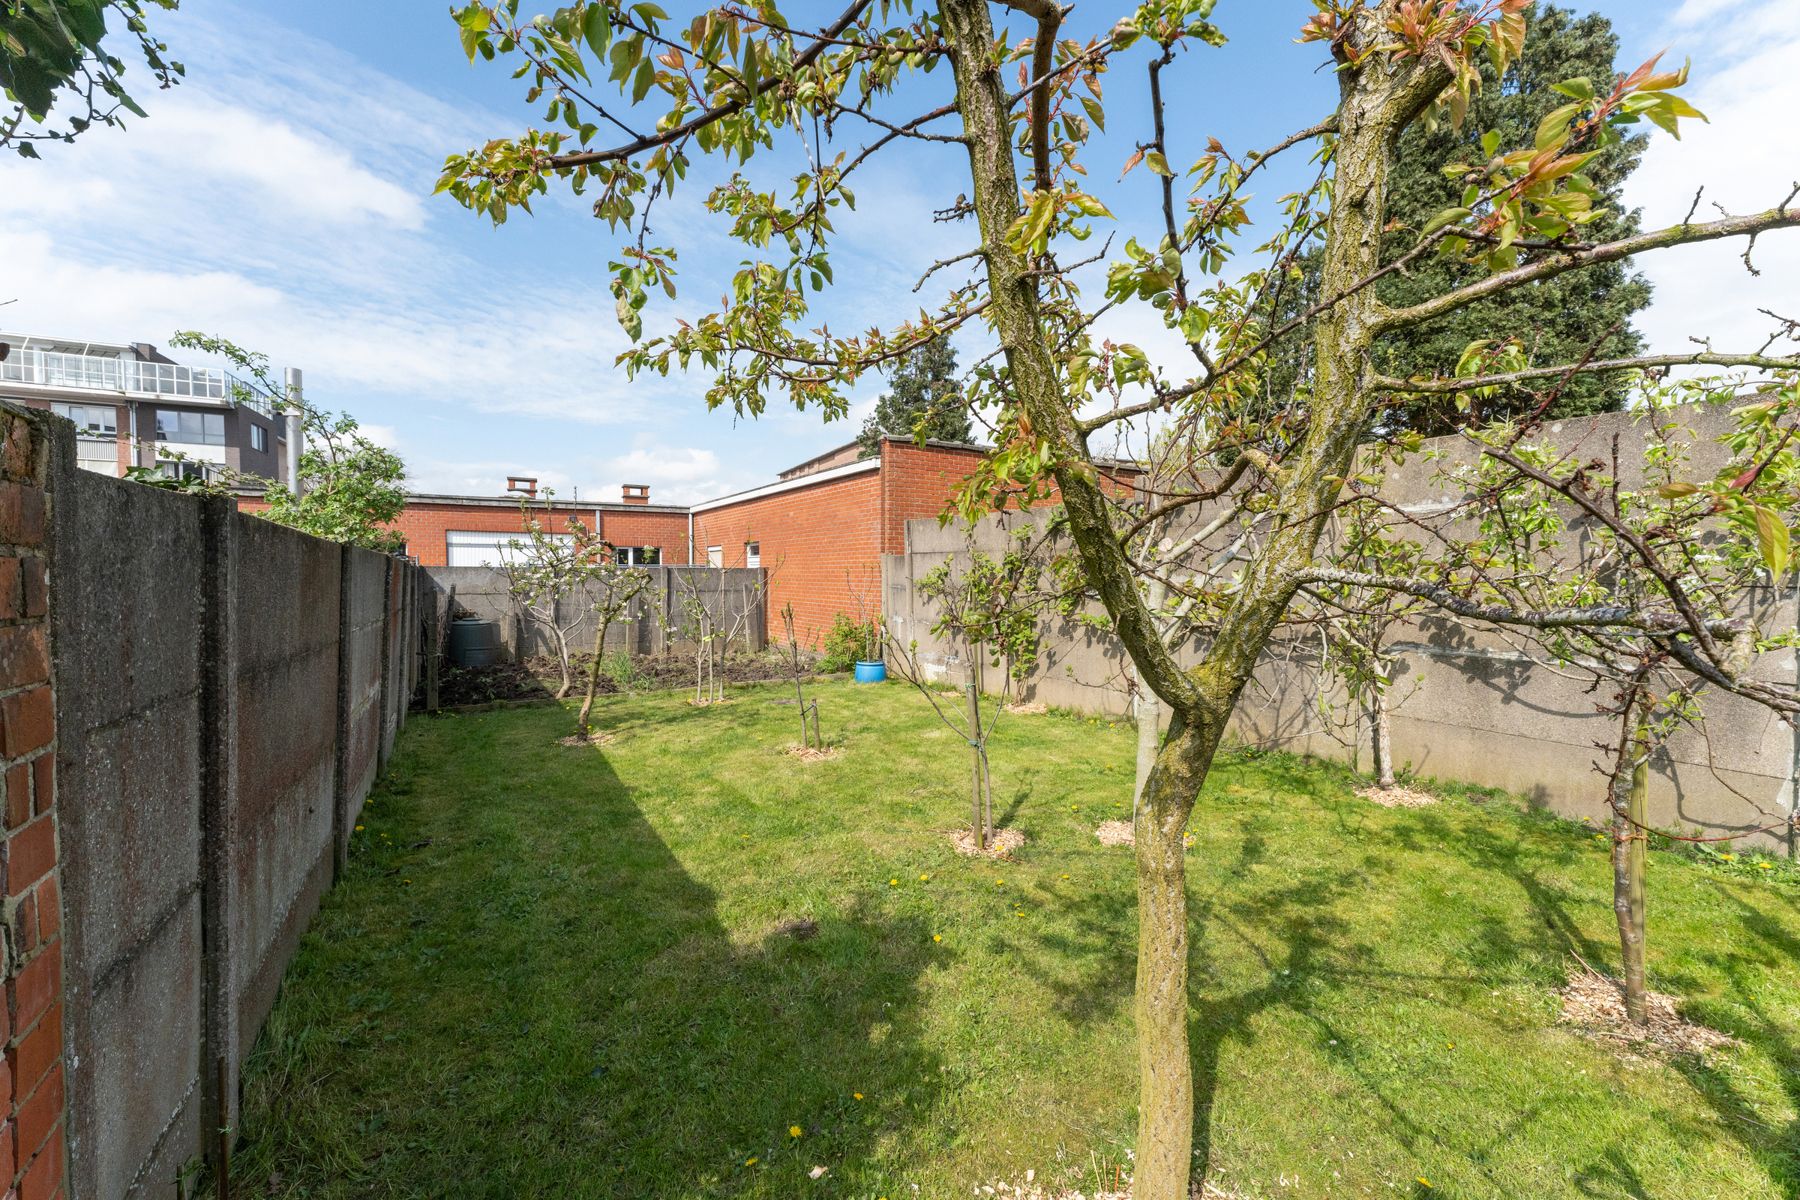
<box><xmin>433</xmin><ymin>650</ymin><xmax>815</xmax><ymax>708</ymax></box>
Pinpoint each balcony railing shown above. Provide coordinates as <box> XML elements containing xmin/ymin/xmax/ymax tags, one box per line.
<box><xmin>0</xmin><ymin>348</ymin><xmax>276</xmax><ymax>417</ymax></box>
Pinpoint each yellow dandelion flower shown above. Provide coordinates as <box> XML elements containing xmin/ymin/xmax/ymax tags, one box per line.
<box><xmin>745</xmin><ymin>1157</ymin><xmax>759</xmax><ymax>1167</ymax></box>
<box><xmin>1417</xmin><ymin>1179</ymin><xmax>1432</xmax><ymax>1190</ymax></box>
<box><xmin>932</xmin><ymin>934</ymin><xmax>942</xmax><ymax>943</ymax></box>
<box><xmin>919</xmin><ymin>874</ymin><xmax>930</xmax><ymax>882</ymax></box>
<box><xmin>1719</xmin><ymin>852</ymin><xmax>1735</xmax><ymax>861</ymax></box>
<box><xmin>1759</xmin><ymin>862</ymin><xmax>1774</xmax><ymax>870</ymax></box>
<box><xmin>853</xmin><ymin>1092</ymin><xmax>864</xmax><ymax>1101</ymax></box>
<box><xmin>1060</xmin><ymin>873</ymin><xmax>1070</xmax><ymax>880</ymax></box>
<box><xmin>789</xmin><ymin>1126</ymin><xmax>803</xmax><ymax>1138</ymax></box>
<box><xmin>355</xmin><ymin>824</ymin><xmax>364</xmax><ymax>831</ymax></box>
<box><xmin>889</xmin><ymin>878</ymin><xmax>899</xmax><ymax>886</ymax></box>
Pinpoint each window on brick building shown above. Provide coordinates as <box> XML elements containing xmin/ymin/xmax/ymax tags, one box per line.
<box><xmin>615</xmin><ymin>546</ymin><xmax>660</xmax><ymax>566</ymax></box>
<box><xmin>50</xmin><ymin>402</ymin><xmax>118</xmax><ymax>435</ymax></box>
<box><xmin>251</xmin><ymin>423</ymin><xmax>267</xmax><ymax>452</ymax></box>
<box><xmin>156</xmin><ymin>459</ymin><xmax>215</xmax><ymax>483</ymax></box>
<box><xmin>154</xmin><ymin>409</ymin><xmax>226</xmax><ymax>445</ymax></box>
<box><xmin>707</xmin><ymin>545</ymin><xmax>723</xmax><ymax>568</ymax></box>
<box><xmin>744</xmin><ymin>541</ymin><xmax>761</xmax><ymax>567</ymax></box>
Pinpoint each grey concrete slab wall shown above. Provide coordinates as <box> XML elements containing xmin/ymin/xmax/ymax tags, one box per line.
<box><xmin>338</xmin><ymin>549</ymin><xmax>387</xmax><ymax>863</ymax></box>
<box><xmin>882</xmin><ymin>405</ymin><xmax>1800</xmax><ymax>848</ymax></box>
<box><xmin>426</xmin><ymin>565</ymin><xmax>766</xmax><ymax>661</ymax></box>
<box><xmin>227</xmin><ymin>516</ymin><xmax>344</xmax><ymax>1069</ymax></box>
<box><xmin>40</xmin><ymin>400</ymin><xmax>432</xmax><ymax>1199</ymax></box>
<box><xmin>49</xmin><ymin>463</ymin><xmax>208</xmax><ymax>1200</ymax></box>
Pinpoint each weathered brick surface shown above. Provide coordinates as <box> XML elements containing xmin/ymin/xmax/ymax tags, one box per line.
<box><xmin>0</xmin><ymin>407</ymin><xmax>62</xmax><ymax>1200</ymax></box>
<box><xmin>689</xmin><ymin>439</ymin><xmax>1134</xmax><ymax>648</ymax></box>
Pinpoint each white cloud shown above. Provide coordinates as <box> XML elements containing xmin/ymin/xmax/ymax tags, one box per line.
<box><xmin>1625</xmin><ymin>0</ymin><xmax>1800</xmax><ymax>363</ymax></box>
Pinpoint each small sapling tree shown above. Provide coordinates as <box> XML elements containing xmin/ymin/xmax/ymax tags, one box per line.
<box><xmin>499</xmin><ymin>492</ymin><xmax>595</xmax><ymax>698</ymax></box>
<box><xmin>890</xmin><ymin>527</ymin><xmax>1048</xmax><ymax>849</ymax></box>
<box><xmin>781</xmin><ymin>603</ymin><xmax>823</xmax><ymax>751</ymax></box>
<box><xmin>576</xmin><ymin>557</ymin><xmax>653</xmax><ymax>737</ymax></box>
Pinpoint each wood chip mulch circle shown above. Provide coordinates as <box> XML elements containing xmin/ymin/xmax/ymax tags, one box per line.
<box><xmin>951</xmin><ymin>827</ymin><xmax>1026</xmax><ymax>857</ymax></box>
<box><xmin>785</xmin><ymin>745</ymin><xmax>840</xmax><ymax>762</ymax></box>
<box><xmin>979</xmin><ymin>1174</ymin><xmax>1242</xmax><ymax>1199</ymax></box>
<box><xmin>1004</xmin><ymin>701</ymin><xmax>1049</xmax><ymax>715</ymax></box>
<box><xmin>1558</xmin><ymin>962</ymin><xmax>1737</xmax><ymax>1057</ymax></box>
<box><xmin>1094</xmin><ymin>820</ymin><xmax>1135</xmax><ymax>847</ymax></box>
<box><xmin>1355</xmin><ymin>784</ymin><xmax>1439</xmax><ymax>809</ymax></box>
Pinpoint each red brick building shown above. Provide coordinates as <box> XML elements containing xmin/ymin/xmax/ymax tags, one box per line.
<box><xmin>241</xmin><ymin>482</ymin><xmax>691</xmax><ymax>567</ymax></box>
<box><xmin>237</xmin><ymin>438</ymin><xmax>1130</xmax><ymax>645</ymax></box>
<box><xmin>691</xmin><ymin>437</ymin><xmax>1135</xmax><ymax>646</ymax></box>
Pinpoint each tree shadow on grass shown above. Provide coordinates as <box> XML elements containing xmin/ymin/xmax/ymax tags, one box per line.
<box><xmin>1659</xmin><ymin>890</ymin><xmax>1800</xmax><ymax>1198</ymax></box>
<box><xmin>234</xmin><ymin>719</ymin><xmax>942</xmax><ymax>1199</ymax></box>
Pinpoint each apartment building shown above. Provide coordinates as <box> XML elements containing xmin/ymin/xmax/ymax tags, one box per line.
<box><xmin>0</xmin><ymin>332</ymin><xmax>288</xmax><ymax>485</ymax></box>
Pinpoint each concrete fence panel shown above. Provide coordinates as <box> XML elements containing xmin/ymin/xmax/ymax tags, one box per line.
<box><xmin>50</xmin><ymin>437</ymin><xmax>208</xmax><ymax>1200</ymax></box>
<box><xmin>425</xmin><ymin>564</ymin><xmax>767</xmax><ymax>662</ymax></box>
<box><xmin>29</xmin><ymin>400</ymin><xmax>431</xmax><ymax>1199</ymax></box>
<box><xmin>881</xmin><ymin>406</ymin><xmax>1800</xmax><ymax>849</ymax></box>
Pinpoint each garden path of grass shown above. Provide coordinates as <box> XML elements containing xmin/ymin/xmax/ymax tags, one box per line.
<box><xmin>228</xmin><ymin>679</ymin><xmax>1800</xmax><ymax>1199</ymax></box>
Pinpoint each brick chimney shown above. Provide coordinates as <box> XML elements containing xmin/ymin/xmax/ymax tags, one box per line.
<box><xmin>621</xmin><ymin>484</ymin><xmax>650</xmax><ymax>505</ymax></box>
<box><xmin>506</xmin><ymin>475</ymin><xmax>538</xmax><ymax>498</ymax></box>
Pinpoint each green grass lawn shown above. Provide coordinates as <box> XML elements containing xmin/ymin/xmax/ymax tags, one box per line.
<box><xmin>228</xmin><ymin>678</ymin><xmax>1800</xmax><ymax>1199</ymax></box>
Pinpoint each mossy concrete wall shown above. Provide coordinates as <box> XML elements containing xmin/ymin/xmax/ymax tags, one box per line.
<box><xmin>40</xmin><ymin>401</ymin><xmax>431</xmax><ymax>1199</ymax></box>
<box><xmin>883</xmin><ymin>405</ymin><xmax>1800</xmax><ymax>848</ymax></box>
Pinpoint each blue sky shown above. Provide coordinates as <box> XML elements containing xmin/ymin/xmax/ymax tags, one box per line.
<box><xmin>2</xmin><ymin>0</ymin><xmax>1794</xmax><ymax>503</ymax></box>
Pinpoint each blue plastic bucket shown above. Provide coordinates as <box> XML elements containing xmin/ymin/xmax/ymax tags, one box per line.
<box><xmin>853</xmin><ymin>660</ymin><xmax>887</xmax><ymax>684</ymax></box>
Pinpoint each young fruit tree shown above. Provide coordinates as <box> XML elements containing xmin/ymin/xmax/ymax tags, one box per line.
<box><xmin>889</xmin><ymin>527</ymin><xmax>1047</xmax><ymax>852</ymax></box>
<box><xmin>575</xmin><ymin>557</ymin><xmax>654</xmax><ymax>736</ymax></box>
<box><xmin>1403</xmin><ymin>380</ymin><xmax>1800</xmax><ymax>1024</ymax></box>
<box><xmin>780</xmin><ymin>602</ymin><xmax>823</xmax><ymax>751</ymax></box>
<box><xmin>499</xmin><ymin>492</ymin><xmax>601</xmax><ymax>700</ymax></box>
<box><xmin>440</xmin><ymin>3</ymin><xmax>1800</xmax><ymax>1194</ymax></box>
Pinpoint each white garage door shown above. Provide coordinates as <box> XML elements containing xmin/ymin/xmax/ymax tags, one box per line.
<box><xmin>445</xmin><ymin>529</ymin><xmax>572</xmax><ymax>566</ymax></box>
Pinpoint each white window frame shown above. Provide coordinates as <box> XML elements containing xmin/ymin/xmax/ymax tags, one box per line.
<box><xmin>154</xmin><ymin>409</ymin><xmax>226</xmax><ymax>446</ymax></box>
<box><xmin>706</xmin><ymin>545</ymin><xmax>723</xmax><ymax>568</ymax></box>
<box><xmin>250</xmin><ymin>423</ymin><xmax>267</xmax><ymax>453</ymax></box>
<box><xmin>156</xmin><ymin>459</ymin><xmax>216</xmax><ymax>484</ymax></box>
<box><xmin>614</xmin><ymin>546</ymin><xmax>661</xmax><ymax>566</ymax></box>
<box><xmin>50</xmin><ymin>402</ymin><xmax>118</xmax><ymax>436</ymax></box>
<box><xmin>744</xmin><ymin>541</ymin><xmax>761</xmax><ymax>568</ymax></box>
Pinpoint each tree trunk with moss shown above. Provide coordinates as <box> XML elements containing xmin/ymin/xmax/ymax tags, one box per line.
<box><xmin>576</xmin><ymin>615</ymin><xmax>612</xmax><ymax>736</ymax></box>
<box><xmin>1611</xmin><ymin>709</ymin><xmax>1651</xmax><ymax>1022</ymax></box>
<box><xmin>939</xmin><ymin>4</ymin><xmax>1446</xmax><ymax>1194</ymax></box>
<box><xmin>1371</xmin><ymin>672</ymin><xmax>1396</xmax><ymax>789</ymax></box>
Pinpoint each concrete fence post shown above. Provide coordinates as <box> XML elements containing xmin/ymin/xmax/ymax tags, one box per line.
<box><xmin>332</xmin><ymin>544</ymin><xmax>354</xmax><ymax>877</ymax></box>
<box><xmin>375</xmin><ymin>561</ymin><xmax>394</xmax><ymax>774</ymax></box>
<box><xmin>196</xmin><ymin>495</ymin><xmax>242</xmax><ymax>1180</ymax></box>
<box><xmin>424</xmin><ymin>579</ymin><xmax>441</xmax><ymax>713</ymax></box>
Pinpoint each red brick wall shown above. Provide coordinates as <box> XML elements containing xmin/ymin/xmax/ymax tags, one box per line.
<box><xmin>599</xmin><ymin>508</ymin><xmax>692</xmax><ymax>565</ymax></box>
<box><xmin>691</xmin><ymin>467</ymin><xmax>884</xmax><ymax>647</ymax></box>
<box><xmin>234</xmin><ymin>498</ymin><xmax>690</xmax><ymax>567</ymax></box>
<box><xmin>0</xmin><ymin>411</ymin><xmax>66</xmax><ymax>1200</ymax></box>
<box><xmin>688</xmin><ymin>440</ymin><xmax>1139</xmax><ymax>647</ymax></box>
